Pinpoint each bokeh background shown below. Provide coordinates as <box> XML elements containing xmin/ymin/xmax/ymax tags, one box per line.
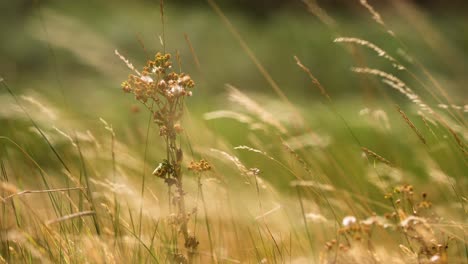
<box><xmin>1</xmin><ymin>1</ymin><xmax>467</xmax><ymax>263</ymax></box>
<box><xmin>2</xmin><ymin>0</ymin><xmax>467</xmax><ymax>109</ymax></box>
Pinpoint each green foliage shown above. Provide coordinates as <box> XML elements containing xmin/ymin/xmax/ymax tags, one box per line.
<box><xmin>0</xmin><ymin>1</ymin><xmax>466</xmax><ymax>263</ymax></box>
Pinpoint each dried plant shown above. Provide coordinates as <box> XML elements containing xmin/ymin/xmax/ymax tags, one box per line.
<box><xmin>1</xmin><ymin>1</ymin><xmax>466</xmax><ymax>263</ymax></box>
<box><xmin>321</xmin><ymin>185</ymin><xmax>455</xmax><ymax>264</ymax></box>
<box><xmin>117</xmin><ymin>51</ymin><xmax>197</xmax><ymax>262</ymax></box>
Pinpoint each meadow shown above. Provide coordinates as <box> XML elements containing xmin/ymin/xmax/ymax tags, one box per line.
<box><xmin>0</xmin><ymin>1</ymin><xmax>467</xmax><ymax>263</ymax></box>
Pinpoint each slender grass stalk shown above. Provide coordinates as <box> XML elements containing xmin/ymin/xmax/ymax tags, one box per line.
<box><xmin>296</xmin><ymin>187</ymin><xmax>315</xmax><ymax>255</ymax></box>
<box><xmin>199</xmin><ymin>182</ymin><xmax>215</xmax><ymax>262</ymax></box>
<box><xmin>75</xmin><ymin>138</ymin><xmax>101</xmax><ymax>235</ymax></box>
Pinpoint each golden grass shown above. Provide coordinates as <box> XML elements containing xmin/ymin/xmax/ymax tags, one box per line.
<box><xmin>1</xmin><ymin>0</ymin><xmax>467</xmax><ymax>263</ymax></box>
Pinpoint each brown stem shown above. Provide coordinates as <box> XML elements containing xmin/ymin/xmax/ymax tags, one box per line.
<box><xmin>169</xmin><ymin>129</ymin><xmax>196</xmax><ymax>261</ymax></box>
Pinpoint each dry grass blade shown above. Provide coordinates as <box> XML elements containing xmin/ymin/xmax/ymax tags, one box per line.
<box><xmin>359</xmin><ymin>0</ymin><xmax>395</xmax><ymax>36</ymax></box>
<box><xmin>204</xmin><ymin>110</ymin><xmax>253</xmax><ymax>124</ymax></box>
<box><xmin>1</xmin><ymin>187</ymin><xmax>85</xmax><ymax>203</ymax></box>
<box><xmin>351</xmin><ymin>67</ymin><xmax>435</xmax><ymax>114</ymax></box>
<box><xmin>184</xmin><ymin>33</ymin><xmax>202</xmax><ymax>73</ymax></box>
<box><xmin>254</xmin><ymin>203</ymin><xmax>281</xmax><ymax>221</ymax></box>
<box><xmin>445</xmin><ymin>125</ymin><xmax>467</xmax><ymax>156</ymax></box>
<box><xmin>290</xmin><ymin>180</ymin><xmax>335</xmax><ymax>192</ymax></box>
<box><xmin>114</xmin><ymin>49</ymin><xmax>141</xmax><ymax>76</ymax></box>
<box><xmin>47</xmin><ymin>210</ymin><xmax>95</xmax><ymax>225</ymax></box>
<box><xmin>396</xmin><ymin>105</ymin><xmax>427</xmax><ymax>145</ymax></box>
<box><xmin>227</xmin><ymin>85</ymin><xmax>288</xmax><ymax>134</ymax></box>
<box><xmin>294</xmin><ymin>56</ymin><xmax>331</xmax><ymax>101</ymax></box>
<box><xmin>301</xmin><ymin>0</ymin><xmax>336</xmax><ymax>28</ymax></box>
<box><xmin>361</xmin><ymin>147</ymin><xmax>393</xmax><ymax>167</ymax></box>
<box><xmin>334</xmin><ymin>37</ymin><xmax>405</xmax><ymax>70</ymax></box>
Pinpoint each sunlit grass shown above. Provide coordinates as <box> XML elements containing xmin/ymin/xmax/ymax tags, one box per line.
<box><xmin>1</xmin><ymin>1</ymin><xmax>467</xmax><ymax>263</ymax></box>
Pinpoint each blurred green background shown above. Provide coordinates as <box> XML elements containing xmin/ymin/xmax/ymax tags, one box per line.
<box><xmin>1</xmin><ymin>3</ymin><xmax>467</xmax><ymax>263</ymax></box>
<box><xmin>1</xmin><ymin>0</ymin><xmax>467</xmax><ymax>108</ymax></box>
<box><xmin>1</xmin><ymin>0</ymin><xmax>466</xmax><ymax>179</ymax></box>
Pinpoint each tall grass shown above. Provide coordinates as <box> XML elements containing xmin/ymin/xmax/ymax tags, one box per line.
<box><xmin>1</xmin><ymin>0</ymin><xmax>467</xmax><ymax>263</ymax></box>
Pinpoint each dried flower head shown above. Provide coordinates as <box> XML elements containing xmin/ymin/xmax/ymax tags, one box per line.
<box><xmin>342</xmin><ymin>216</ymin><xmax>357</xmax><ymax>227</ymax></box>
<box><xmin>117</xmin><ymin>50</ymin><xmax>199</xmax><ymax>258</ymax></box>
<box><xmin>188</xmin><ymin>159</ymin><xmax>212</xmax><ymax>173</ymax></box>
<box><xmin>116</xmin><ymin>50</ymin><xmax>195</xmax><ymax>128</ymax></box>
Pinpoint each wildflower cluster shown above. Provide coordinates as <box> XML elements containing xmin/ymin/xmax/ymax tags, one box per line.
<box><xmin>117</xmin><ymin>50</ymin><xmax>198</xmax><ymax>262</ymax></box>
<box><xmin>384</xmin><ymin>185</ymin><xmax>449</xmax><ymax>263</ymax></box>
<box><xmin>384</xmin><ymin>184</ymin><xmax>433</xmax><ymax>218</ymax></box>
<box><xmin>321</xmin><ymin>185</ymin><xmax>451</xmax><ymax>264</ymax></box>
<box><xmin>120</xmin><ymin>52</ymin><xmax>194</xmax><ymax>134</ymax></box>
<box><xmin>118</xmin><ymin>51</ymin><xmax>194</xmax><ymax>186</ymax></box>
<box><xmin>323</xmin><ymin>214</ymin><xmax>389</xmax><ymax>253</ymax></box>
<box><xmin>188</xmin><ymin>159</ymin><xmax>212</xmax><ymax>173</ymax></box>
<box><xmin>121</xmin><ymin>52</ymin><xmax>194</xmax><ymax>103</ymax></box>
<box><xmin>321</xmin><ymin>213</ymin><xmax>388</xmax><ymax>263</ymax></box>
